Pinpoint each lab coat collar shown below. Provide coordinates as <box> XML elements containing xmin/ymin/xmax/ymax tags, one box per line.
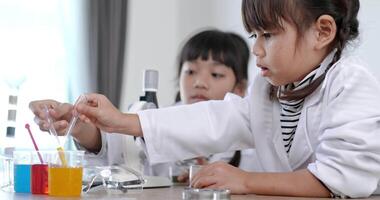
<box><xmin>304</xmin><ymin>49</ymin><xmax>337</xmax><ymax>107</ymax></box>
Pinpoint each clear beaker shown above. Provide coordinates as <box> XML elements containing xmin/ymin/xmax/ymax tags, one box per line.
<box><xmin>189</xmin><ymin>165</ymin><xmax>202</xmax><ymax>187</ymax></box>
<box><xmin>168</xmin><ymin>162</ymin><xmax>189</xmax><ymax>184</ymax></box>
<box><xmin>0</xmin><ymin>154</ymin><xmax>14</xmax><ymax>192</ymax></box>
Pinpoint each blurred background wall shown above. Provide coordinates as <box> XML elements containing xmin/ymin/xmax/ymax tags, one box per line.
<box><xmin>121</xmin><ymin>0</ymin><xmax>380</xmax><ymax>111</ymax></box>
<box><xmin>0</xmin><ymin>0</ymin><xmax>379</xmax><ymax>150</ymax></box>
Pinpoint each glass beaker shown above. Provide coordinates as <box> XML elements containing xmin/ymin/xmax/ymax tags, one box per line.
<box><xmin>0</xmin><ymin>154</ymin><xmax>14</xmax><ymax>192</ymax></box>
<box><xmin>31</xmin><ymin>151</ymin><xmax>49</xmax><ymax>195</ymax></box>
<box><xmin>13</xmin><ymin>151</ymin><xmax>32</xmax><ymax>193</ymax></box>
<box><xmin>48</xmin><ymin>150</ymin><xmax>84</xmax><ymax>197</ymax></box>
<box><xmin>189</xmin><ymin>165</ymin><xmax>202</xmax><ymax>187</ymax></box>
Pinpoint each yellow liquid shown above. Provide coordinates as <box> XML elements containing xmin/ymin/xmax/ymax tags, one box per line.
<box><xmin>48</xmin><ymin>166</ymin><xmax>83</xmax><ymax>196</ymax></box>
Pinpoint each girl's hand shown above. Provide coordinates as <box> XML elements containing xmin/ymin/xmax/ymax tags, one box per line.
<box><xmin>190</xmin><ymin>161</ymin><xmax>251</xmax><ymax>194</ymax></box>
<box><xmin>178</xmin><ymin>157</ymin><xmax>209</xmax><ymax>182</ymax></box>
<box><xmin>30</xmin><ymin>98</ymin><xmax>102</xmax><ymax>152</ymax></box>
<box><xmin>76</xmin><ymin>93</ymin><xmax>126</xmax><ymax>133</ymax></box>
<box><xmin>177</xmin><ymin>171</ymin><xmax>189</xmax><ymax>183</ymax></box>
<box><xmin>29</xmin><ymin>100</ymin><xmax>74</xmax><ymax>135</ymax></box>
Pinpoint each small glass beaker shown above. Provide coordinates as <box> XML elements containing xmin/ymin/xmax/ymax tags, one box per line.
<box><xmin>13</xmin><ymin>151</ymin><xmax>32</xmax><ymax>193</ymax></box>
<box><xmin>30</xmin><ymin>151</ymin><xmax>49</xmax><ymax>195</ymax></box>
<box><xmin>189</xmin><ymin>165</ymin><xmax>202</xmax><ymax>187</ymax></box>
<box><xmin>168</xmin><ymin>163</ymin><xmax>189</xmax><ymax>184</ymax></box>
<box><xmin>48</xmin><ymin>150</ymin><xmax>84</xmax><ymax>197</ymax></box>
<box><xmin>0</xmin><ymin>154</ymin><xmax>14</xmax><ymax>192</ymax></box>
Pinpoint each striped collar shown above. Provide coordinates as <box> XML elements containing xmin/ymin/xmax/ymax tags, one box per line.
<box><xmin>278</xmin><ymin>66</ymin><xmax>320</xmax><ymax>97</ymax></box>
<box><xmin>278</xmin><ymin>66</ymin><xmax>320</xmax><ymax>154</ymax></box>
<box><xmin>277</xmin><ymin>50</ymin><xmax>337</xmax><ymax>154</ymax></box>
<box><xmin>278</xmin><ymin>49</ymin><xmax>337</xmax><ymax>97</ymax></box>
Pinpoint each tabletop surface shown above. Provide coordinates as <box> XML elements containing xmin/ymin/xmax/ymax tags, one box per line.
<box><xmin>2</xmin><ymin>186</ymin><xmax>380</xmax><ymax>200</ymax></box>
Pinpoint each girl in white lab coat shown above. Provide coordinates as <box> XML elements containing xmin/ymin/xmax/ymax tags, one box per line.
<box><xmin>75</xmin><ymin>0</ymin><xmax>380</xmax><ymax>198</ymax></box>
<box><xmin>29</xmin><ymin>30</ymin><xmax>258</xmax><ymax>176</ymax></box>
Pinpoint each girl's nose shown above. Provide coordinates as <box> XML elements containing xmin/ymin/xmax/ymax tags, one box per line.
<box><xmin>252</xmin><ymin>41</ymin><xmax>265</xmax><ymax>58</ymax></box>
<box><xmin>193</xmin><ymin>78</ymin><xmax>209</xmax><ymax>90</ymax></box>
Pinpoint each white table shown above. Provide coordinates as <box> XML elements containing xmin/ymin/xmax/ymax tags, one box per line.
<box><xmin>2</xmin><ymin>186</ymin><xmax>380</xmax><ymax>200</ymax></box>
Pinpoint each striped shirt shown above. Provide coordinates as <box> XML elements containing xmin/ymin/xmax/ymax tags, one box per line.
<box><xmin>278</xmin><ymin>67</ymin><xmax>320</xmax><ymax>154</ymax></box>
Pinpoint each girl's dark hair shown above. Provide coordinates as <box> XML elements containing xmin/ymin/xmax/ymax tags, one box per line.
<box><xmin>177</xmin><ymin>29</ymin><xmax>249</xmax><ymax>86</ymax></box>
<box><xmin>242</xmin><ymin>0</ymin><xmax>360</xmax><ymax>100</ymax></box>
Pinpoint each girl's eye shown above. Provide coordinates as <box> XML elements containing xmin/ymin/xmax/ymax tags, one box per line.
<box><xmin>211</xmin><ymin>73</ymin><xmax>225</xmax><ymax>79</ymax></box>
<box><xmin>262</xmin><ymin>32</ymin><xmax>272</xmax><ymax>39</ymax></box>
<box><xmin>185</xmin><ymin>69</ymin><xmax>195</xmax><ymax>75</ymax></box>
<box><xmin>248</xmin><ymin>33</ymin><xmax>257</xmax><ymax>39</ymax></box>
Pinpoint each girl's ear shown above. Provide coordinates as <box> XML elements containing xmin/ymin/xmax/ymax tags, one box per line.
<box><xmin>232</xmin><ymin>80</ymin><xmax>248</xmax><ymax>97</ymax></box>
<box><xmin>314</xmin><ymin>15</ymin><xmax>337</xmax><ymax>50</ymax></box>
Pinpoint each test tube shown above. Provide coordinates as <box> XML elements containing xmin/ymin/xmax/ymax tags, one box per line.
<box><xmin>43</xmin><ymin>106</ymin><xmax>67</xmax><ymax>166</ymax></box>
<box><xmin>63</xmin><ymin>95</ymin><xmax>87</xmax><ymax>144</ymax></box>
<box><xmin>43</xmin><ymin>105</ymin><xmax>60</xmax><ymax>145</ymax></box>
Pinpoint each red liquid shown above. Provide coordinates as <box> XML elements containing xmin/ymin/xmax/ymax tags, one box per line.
<box><xmin>31</xmin><ymin>164</ymin><xmax>49</xmax><ymax>194</ymax></box>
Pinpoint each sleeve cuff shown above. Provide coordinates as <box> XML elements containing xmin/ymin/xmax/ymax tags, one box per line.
<box><xmin>136</xmin><ymin>111</ymin><xmax>166</xmax><ymax>164</ymax></box>
<box><xmin>73</xmin><ymin>131</ymin><xmax>108</xmax><ymax>166</ymax></box>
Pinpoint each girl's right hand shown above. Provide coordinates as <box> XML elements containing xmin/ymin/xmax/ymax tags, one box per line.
<box><xmin>30</xmin><ymin>98</ymin><xmax>103</xmax><ymax>152</ymax></box>
<box><xmin>190</xmin><ymin>161</ymin><xmax>251</xmax><ymax>194</ymax></box>
<box><xmin>76</xmin><ymin>93</ymin><xmax>126</xmax><ymax>133</ymax></box>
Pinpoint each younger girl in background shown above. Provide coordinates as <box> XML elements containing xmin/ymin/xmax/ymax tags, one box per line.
<box><xmin>45</xmin><ymin>0</ymin><xmax>380</xmax><ymax>198</ymax></box>
<box><xmin>134</xmin><ymin>29</ymin><xmax>257</xmax><ymax>179</ymax></box>
<box><xmin>167</xmin><ymin>29</ymin><xmax>259</xmax><ymax>180</ymax></box>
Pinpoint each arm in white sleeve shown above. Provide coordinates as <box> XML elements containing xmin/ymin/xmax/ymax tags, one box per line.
<box><xmin>307</xmin><ymin>60</ymin><xmax>380</xmax><ymax>198</ymax></box>
<box><xmin>74</xmin><ymin>131</ymin><xmax>108</xmax><ymax>166</ymax></box>
<box><xmin>137</xmin><ymin>93</ymin><xmax>254</xmax><ymax>164</ymax></box>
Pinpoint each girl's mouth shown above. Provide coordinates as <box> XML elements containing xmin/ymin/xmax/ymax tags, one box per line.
<box><xmin>191</xmin><ymin>95</ymin><xmax>209</xmax><ymax>102</ymax></box>
<box><xmin>259</xmin><ymin>67</ymin><xmax>269</xmax><ymax>76</ymax></box>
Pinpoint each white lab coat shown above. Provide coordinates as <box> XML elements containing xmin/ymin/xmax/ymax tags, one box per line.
<box><xmin>77</xmin><ymin>107</ymin><xmax>260</xmax><ymax>176</ymax></box>
<box><xmin>137</xmin><ymin>53</ymin><xmax>380</xmax><ymax>198</ymax></box>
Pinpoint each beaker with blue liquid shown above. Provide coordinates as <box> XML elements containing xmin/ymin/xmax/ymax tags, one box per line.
<box><xmin>13</xmin><ymin>151</ymin><xmax>32</xmax><ymax>193</ymax></box>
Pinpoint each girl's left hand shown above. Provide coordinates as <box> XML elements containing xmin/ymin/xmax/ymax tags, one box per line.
<box><xmin>76</xmin><ymin>93</ymin><xmax>125</xmax><ymax>133</ymax></box>
<box><xmin>190</xmin><ymin>161</ymin><xmax>251</xmax><ymax>194</ymax></box>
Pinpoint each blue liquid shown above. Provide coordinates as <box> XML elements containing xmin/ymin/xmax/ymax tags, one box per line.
<box><xmin>14</xmin><ymin>164</ymin><xmax>31</xmax><ymax>193</ymax></box>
